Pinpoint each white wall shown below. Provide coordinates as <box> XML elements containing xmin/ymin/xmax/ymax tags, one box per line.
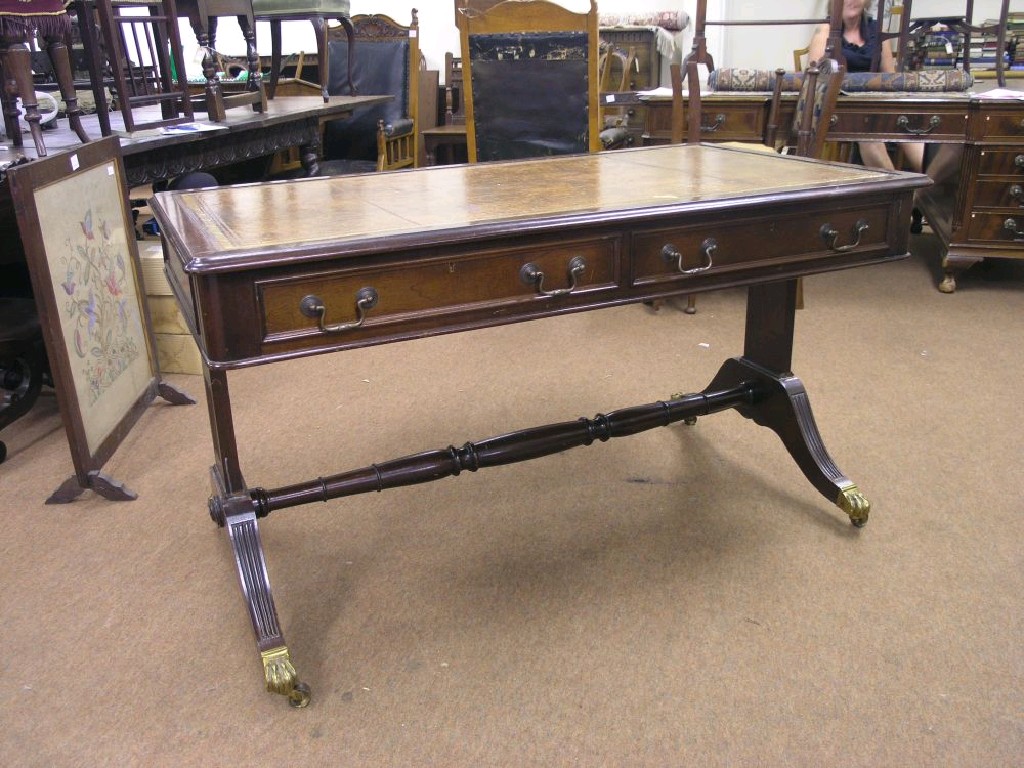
<box><xmin>185</xmin><ymin>0</ymin><xmax>1010</xmax><ymax>80</ymax></box>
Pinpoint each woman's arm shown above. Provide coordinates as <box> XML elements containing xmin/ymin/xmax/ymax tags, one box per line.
<box><xmin>879</xmin><ymin>36</ymin><xmax>896</xmax><ymax>72</ymax></box>
<box><xmin>807</xmin><ymin>22</ymin><xmax>829</xmax><ymax>65</ymax></box>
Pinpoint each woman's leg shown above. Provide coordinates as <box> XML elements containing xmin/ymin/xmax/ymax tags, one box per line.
<box><xmin>856</xmin><ymin>140</ymin><xmax>895</xmax><ymax>170</ymax></box>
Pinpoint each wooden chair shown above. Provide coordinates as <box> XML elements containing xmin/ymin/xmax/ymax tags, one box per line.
<box><xmin>175</xmin><ymin>0</ymin><xmax>267</xmax><ymax>121</ymax></box>
<box><xmin>793</xmin><ymin>45</ymin><xmax>810</xmax><ymax>71</ymax></box>
<box><xmin>457</xmin><ymin>0</ymin><xmax>601</xmax><ymax>163</ymax></box>
<box><xmin>319</xmin><ymin>10</ymin><xmax>420</xmax><ymax>174</ymax></box>
<box><xmin>765</xmin><ymin>58</ymin><xmax>845</xmax><ymax>161</ymax></box>
<box><xmin>93</xmin><ymin>0</ymin><xmax>194</xmax><ymax>132</ymax></box>
<box><xmin>0</xmin><ymin>1</ymin><xmax>89</xmax><ymax>155</ymax></box>
<box><xmin>599</xmin><ymin>42</ymin><xmax>636</xmax><ymax>92</ymax></box>
<box><xmin>883</xmin><ymin>0</ymin><xmax>1012</xmax><ymax>87</ymax></box>
<box><xmin>252</xmin><ymin>0</ymin><xmax>355</xmax><ymax>101</ymax></box>
<box><xmin>442</xmin><ymin>51</ymin><xmax>464</xmax><ymax>127</ymax></box>
<box><xmin>598</xmin><ymin>43</ymin><xmax>637</xmax><ymax>147</ymax></box>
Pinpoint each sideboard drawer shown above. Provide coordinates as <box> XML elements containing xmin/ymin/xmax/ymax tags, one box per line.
<box><xmin>258</xmin><ymin>236</ymin><xmax>621</xmax><ymax>343</ymax></box>
<box><xmin>831</xmin><ymin>108</ymin><xmax>967</xmax><ymax>141</ymax></box>
<box><xmin>971</xmin><ymin>179</ymin><xmax>1024</xmax><ymax>209</ymax></box>
<box><xmin>979</xmin><ymin>112</ymin><xmax>1024</xmax><ymax>141</ymax></box>
<box><xmin>977</xmin><ymin>149</ymin><xmax>1024</xmax><ymax>177</ymax></box>
<box><xmin>967</xmin><ymin>212</ymin><xmax>1024</xmax><ymax>244</ymax></box>
<box><xmin>631</xmin><ymin>206</ymin><xmax>890</xmax><ymax>286</ymax></box>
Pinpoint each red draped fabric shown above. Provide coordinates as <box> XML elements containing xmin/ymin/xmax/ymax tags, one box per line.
<box><xmin>0</xmin><ymin>0</ymin><xmax>72</xmax><ymax>38</ymax></box>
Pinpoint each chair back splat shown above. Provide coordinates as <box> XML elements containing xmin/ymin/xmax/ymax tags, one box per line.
<box><xmin>457</xmin><ymin>0</ymin><xmax>601</xmax><ymax>163</ymax></box>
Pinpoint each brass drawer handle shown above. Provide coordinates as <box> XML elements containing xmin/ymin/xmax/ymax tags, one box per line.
<box><xmin>701</xmin><ymin>113</ymin><xmax>726</xmax><ymax>133</ymax></box>
<box><xmin>300</xmin><ymin>287</ymin><xmax>378</xmax><ymax>334</ymax></box>
<box><xmin>662</xmin><ymin>238</ymin><xmax>716</xmax><ymax>275</ymax></box>
<box><xmin>1005</xmin><ymin>218</ymin><xmax>1024</xmax><ymax>240</ymax></box>
<box><xmin>896</xmin><ymin>115</ymin><xmax>940</xmax><ymax>135</ymax></box>
<box><xmin>1015</xmin><ymin>155</ymin><xmax>1024</xmax><ymax>168</ymax></box>
<box><xmin>821</xmin><ymin>219</ymin><xmax>869</xmax><ymax>252</ymax></box>
<box><xmin>520</xmin><ymin>255</ymin><xmax>587</xmax><ymax>297</ymax></box>
<box><xmin>1011</xmin><ymin>184</ymin><xmax>1024</xmax><ymax>205</ymax></box>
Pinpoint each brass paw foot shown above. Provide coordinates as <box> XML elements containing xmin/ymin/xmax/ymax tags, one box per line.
<box><xmin>261</xmin><ymin>646</ymin><xmax>311</xmax><ymax>708</ymax></box>
<box><xmin>837</xmin><ymin>485</ymin><xmax>870</xmax><ymax>527</ymax></box>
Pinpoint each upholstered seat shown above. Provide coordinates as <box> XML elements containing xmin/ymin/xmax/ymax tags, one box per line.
<box><xmin>252</xmin><ymin>0</ymin><xmax>353</xmax><ymax>101</ymax></box>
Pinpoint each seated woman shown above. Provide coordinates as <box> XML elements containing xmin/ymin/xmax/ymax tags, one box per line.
<box><xmin>808</xmin><ymin>0</ymin><xmax>924</xmax><ymax>174</ymax></box>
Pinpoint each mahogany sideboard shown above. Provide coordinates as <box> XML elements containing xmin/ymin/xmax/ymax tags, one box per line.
<box><xmin>642</xmin><ymin>90</ymin><xmax>1024</xmax><ymax>292</ymax></box>
<box><xmin>151</xmin><ymin>144</ymin><xmax>928</xmax><ymax>706</ymax></box>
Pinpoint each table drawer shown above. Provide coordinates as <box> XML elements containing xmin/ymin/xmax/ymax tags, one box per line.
<box><xmin>971</xmin><ymin>179</ymin><xmax>1024</xmax><ymax>209</ymax></box>
<box><xmin>967</xmin><ymin>212</ymin><xmax>1024</xmax><ymax>244</ymax></box>
<box><xmin>258</xmin><ymin>236</ymin><xmax>621</xmax><ymax>342</ymax></box>
<box><xmin>831</xmin><ymin>108</ymin><xmax>966</xmax><ymax>141</ymax></box>
<box><xmin>977</xmin><ymin>149</ymin><xmax>1024</xmax><ymax>177</ymax></box>
<box><xmin>979</xmin><ymin>112</ymin><xmax>1024</xmax><ymax>141</ymax></box>
<box><xmin>685</xmin><ymin>104</ymin><xmax>763</xmax><ymax>142</ymax></box>
<box><xmin>631</xmin><ymin>206</ymin><xmax>890</xmax><ymax>286</ymax></box>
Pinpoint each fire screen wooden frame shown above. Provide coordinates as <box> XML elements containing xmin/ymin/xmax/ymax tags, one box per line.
<box><xmin>7</xmin><ymin>136</ymin><xmax>193</xmax><ymax>503</ymax></box>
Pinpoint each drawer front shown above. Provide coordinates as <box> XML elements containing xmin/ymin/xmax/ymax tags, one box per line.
<box><xmin>258</xmin><ymin>236</ymin><xmax>620</xmax><ymax>343</ymax></box>
<box><xmin>979</xmin><ymin>111</ymin><xmax>1024</xmax><ymax>141</ymax></box>
<box><xmin>967</xmin><ymin>212</ymin><xmax>1024</xmax><ymax>244</ymax></box>
<box><xmin>971</xmin><ymin>179</ymin><xmax>1024</xmax><ymax>209</ymax></box>
<box><xmin>831</xmin><ymin>108</ymin><xmax>966</xmax><ymax>141</ymax></box>
<box><xmin>688</xmin><ymin>104</ymin><xmax>763</xmax><ymax>142</ymax></box>
<box><xmin>977</xmin><ymin>149</ymin><xmax>1024</xmax><ymax>177</ymax></box>
<box><xmin>631</xmin><ymin>206</ymin><xmax>890</xmax><ymax>286</ymax></box>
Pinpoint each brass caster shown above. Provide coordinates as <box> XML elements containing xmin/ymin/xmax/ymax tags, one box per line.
<box><xmin>262</xmin><ymin>645</ymin><xmax>311</xmax><ymax>707</ymax></box>
<box><xmin>837</xmin><ymin>485</ymin><xmax>870</xmax><ymax>527</ymax></box>
<box><xmin>289</xmin><ymin>682</ymin><xmax>312</xmax><ymax>708</ymax></box>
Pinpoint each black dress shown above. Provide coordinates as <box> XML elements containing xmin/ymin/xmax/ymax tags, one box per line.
<box><xmin>841</xmin><ymin>15</ymin><xmax>881</xmax><ymax>73</ymax></box>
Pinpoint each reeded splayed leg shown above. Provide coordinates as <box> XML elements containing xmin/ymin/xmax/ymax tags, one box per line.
<box><xmin>219</xmin><ymin>495</ymin><xmax>311</xmax><ymax>707</ymax></box>
<box><xmin>205</xmin><ymin>368</ymin><xmax>308</xmax><ymax>705</ymax></box>
<box><xmin>702</xmin><ymin>279</ymin><xmax>870</xmax><ymax>526</ymax></box>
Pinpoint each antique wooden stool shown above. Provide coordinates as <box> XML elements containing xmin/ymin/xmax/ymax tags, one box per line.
<box><xmin>0</xmin><ymin>0</ymin><xmax>89</xmax><ymax>155</ymax></box>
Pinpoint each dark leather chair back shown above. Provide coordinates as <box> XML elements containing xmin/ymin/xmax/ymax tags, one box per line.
<box><xmin>323</xmin><ymin>12</ymin><xmax>418</xmax><ymax>163</ymax></box>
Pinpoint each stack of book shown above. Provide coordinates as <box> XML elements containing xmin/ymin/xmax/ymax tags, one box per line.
<box><xmin>966</xmin><ymin>12</ymin><xmax>1022</xmax><ymax>77</ymax></box>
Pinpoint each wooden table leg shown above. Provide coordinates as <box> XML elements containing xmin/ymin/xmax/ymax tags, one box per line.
<box><xmin>203</xmin><ymin>366</ymin><xmax>245</xmax><ymax>493</ymax></box>
<box><xmin>215</xmin><ymin>494</ymin><xmax>310</xmax><ymax>707</ymax></box>
<box><xmin>204</xmin><ymin>367</ymin><xmax>310</xmax><ymax>706</ymax></box>
<box><xmin>700</xmin><ymin>279</ymin><xmax>870</xmax><ymax>526</ymax></box>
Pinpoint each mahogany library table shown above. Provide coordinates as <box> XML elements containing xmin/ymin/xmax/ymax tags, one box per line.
<box><xmin>151</xmin><ymin>144</ymin><xmax>929</xmax><ymax>706</ymax></box>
